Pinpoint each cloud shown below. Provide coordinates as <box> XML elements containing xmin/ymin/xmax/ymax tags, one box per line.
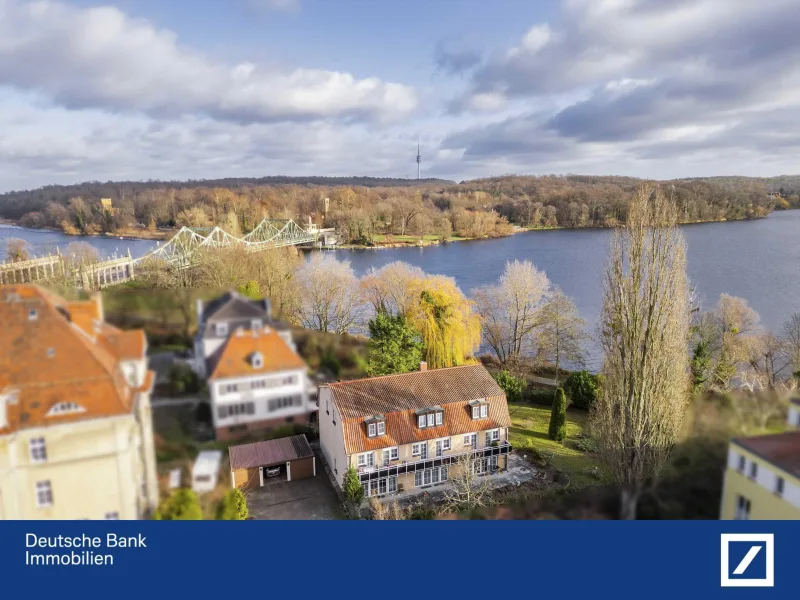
<box><xmin>248</xmin><ymin>0</ymin><xmax>301</xmax><ymax>13</ymax></box>
<box><xmin>434</xmin><ymin>40</ymin><xmax>482</xmax><ymax>76</ymax></box>
<box><xmin>0</xmin><ymin>0</ymin><xmax>416</xmax><ymax>124</ymax></box>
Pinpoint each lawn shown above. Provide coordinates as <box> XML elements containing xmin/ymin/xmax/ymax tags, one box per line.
<box><xmin>507</xmin><ymin>401</ymin><xmax>605</xmax><ymax>488</ymax></box>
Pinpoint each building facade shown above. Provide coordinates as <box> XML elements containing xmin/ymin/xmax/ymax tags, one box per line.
<box><xmin>0</xmin><ymin>285</ymin><xmax>158</xmax><ymax>520</ymax></box>
<box><xmin>719</xmin><ymin>405</ymin><xmax>800</xmax><ymax>520</ymax></box>
<box><xmin>319</xmin><ymin>364</ymin><xmax>512</xmax><ymax>498</ymax></box>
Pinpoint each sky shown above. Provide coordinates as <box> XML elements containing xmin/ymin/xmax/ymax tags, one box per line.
<box><xmin>1</xmin><ymin>0</ymin><xmax>800</xmax><ymax>192</ymax></box>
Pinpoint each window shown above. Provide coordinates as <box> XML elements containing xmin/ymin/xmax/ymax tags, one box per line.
<box><xmin>464</xmin><ymin>433</ymin><xmax>477</xmax><ymax>449</ymax></box>
<box><xmin>35</xmin><ymin>481</ymin><xmax>53</xmax><ymax>508</ymax></box>
<box><xmin>368</xmin><ymin>423</ymin><xmax>376</xmax><ymax>437</ymax></box>
<box><xmin>217</xmin><ymin>403</ymin><xmax>255</xmax><ymax>419</ymax></box>
<box><xmin>737</xmin><ymin>455</ymin><xmax>745</xmax><ymax>473</ymax></box>
<box><xmin>357</xmin><ymin>452</ymin><xmax>374</xmax><ymax>468</ymax></box>
<box><xmin>435</xmin><ymin>412</ymin><xmax>443</xmax><ymax>426</ymax></box>
<box><xmin>29</xmin><ymin>438</ymin><xmax>47</xmax><ymax>463</ymax></box>
<box><xmin>251</xmin><ymin>379</ymin><xmax>266</xmax><ymax>390</ymax></box>
<box><xmin>47</xmin><ymin>402</ymin><xmax>86</xmax><ymax>417</ymax></box>
<box><xmin>326</xmin><ymin>398</ymin><xmax>330</xmax><ymax>415</ymax></box>
<box><xmin>105</xmin><ymin>512</ymin><xmax>120</xmax><ymax>520</ymax></box>
<box><xmin>414</xmin><ymin>467</ymin><xmax>448</xmax><ymax>488</ymax></box>
<box><xmin>251</xmin><ymin>319</ymin><xmax>263</xmax><ymax>329</ymax></box>
<box><xmin>377</xmin><ymin>422</ymin><xmax>386</xmax><ymax>436</ymax></box>
<box><xmin>221</xmin><ymin>383</ymin><xmax>239</xmax><ymax>395</ymax></box>
<box><xmin>749</xmin><ymin>462</ymin><xmax>758</xmax><ymax>480</ymax></box>
<box><xmin>485</xmin><ymin>429</ymin><xmax>500</xmax><ymax>446</ymax></box>
<box><xmin>472</xmin><ymin>407</ymin><xmax>479</xmax><ymax>419</ymax></box>
<box><xmin>28</xmin><ymin>308</ymin><xmax>38</xmax><ymax>321</ymax></box>
<box><xmin>480</xmin><ymin>405</ymin><xmax>488</xmax><ymax>418</ymax></box>
<box><xmin>412</xmin><ymin>442</ymin><xmax>427</xmax><ymax>456</ymax></box>
<box><xmin>267</xmin><ymin>395</ymin><xmax>302</xmax><ymax>412</ymax></box>
<box><xmin>442</xmin><ymin>438</ymin><xmax>451</xmax><ymax>451</ymax></box>
<box><xmin>735</xmin><ymin>495</ymin><xmax>751</xmax><ymax>520</ymax></box>
<box><xmin>775</xmin><ymin>477</ymin><xmax>785</xmax><ymax>497</ymax></box>
<box><xmin>46</xmin><ymin>348</ymin><xmax>55</xmax><ymax>358</ymax></box>
<box><xmin>215</xmin><ymin>323</ymin><xmax>228</xmax><ymax>336</ymax></box>
<box><xmin>418</xmin><ymin>415</ymin><xmax>426</xmax><ymax>428</ymax></box>
<box><xmin>251</xmin><ymin>352</ymin><xmax>263</xmax><ymax>369</ymax></box>
<box><xmin>426</xmin><ymin>413</ymin><xmax>435</xmax><ymax>427</ymax></box>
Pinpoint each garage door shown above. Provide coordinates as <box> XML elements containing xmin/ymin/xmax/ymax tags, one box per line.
<box><xmin>232</xmin><ymin>467</ymin><xmax>260</xmax><ymax>490</ymax></box>
<box><xmin>290</xmin><ymin>457</ymin><xmax>315</xmax><ymax>480</ymax></box>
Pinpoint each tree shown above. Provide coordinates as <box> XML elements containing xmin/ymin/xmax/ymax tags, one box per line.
<box><xmin>473</xmin><ymin>259</ymin><xmax>550</xmax><ymax>364</ymax></box>
<box><xmin>360</xmin><ymin>261</ymin><xmax>425</xmax><ymax>316</ymax></box>
<box><xmin>548</xmin><ymin>388</ymin><xmax>567</xmax><ymax>441</ymax></box>
<box><xmin>563</xmin><ymin>370</ymin><xmax>599</xmax><ymax>410</ymax></box>
<box><xmin>291</xmin><ymin>254</ymin><xmax>362</xmax><ymax>334</ymax></box>
<box><xmin>591</xmin><ymin>184</ymin><xmax>690</xmax><ymax>520</ymax></box>
<box><xmin>366</xmin><ymin>312</ymin><xmax>424</xmax><ymax>376</ymax></box>
<box><xmin>216</xmin><ymin>488</ymin><xmax>249</xmax><ymax>520</ymax></box>
<box><xmin>440</xmin><ymin>454</ymin><xmax>494</xmax><ymax>513</ymax></box>
<box><xmin>407</xmin><ymin>275</ymin><xmax>481</xmax><ymax>369</ymax></box>
<box><xmin>781</xmin><ymin>313</ymin><xmax>800</xmax><ymax>382</ymax></box>
<box><xmin>492</xmin><ymin>370</ymin><xmax>527</xmax><ymax>404</ymax></box>
<box><xmin>342</xmin><ymin>465</ymin><xmax>364</xmax><ymax>505</ymax></box>
<box><xmin>690</xmin><ymin>340</ymin><xmax>712</xmax><ymax>393</ymax></box>
<box><xmin>708</xmin><ymin>294</ymin><xmax>762</xmax><ymax>389</ymax></box>
<box><xmin>5</xmin><ymin>238</ymin><xmax>30</xmax><ymax>262</ymax></box>
<box><xmin>238</xmin><ymin>280</ymin><xmax>261</xmax><ymax>299</ymax></box>
<box><xmin>369</xmin><ymin>497</ymin><xmax>405</xmax><ymax>520</ymax></box>
<box><xmin>536</xmin><ymin>287</ymin><xmax>587</xmax><ymax>383</ymax></box>
<box><xmin>153</xmin><ymin>489</ymin><xmax>203</xmax><ymax>520</ymax></box>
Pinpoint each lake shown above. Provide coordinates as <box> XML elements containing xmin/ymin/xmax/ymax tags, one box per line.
<box><xmin>3</xmin><ymin>211</ymin><xmax>799</xmax><ymax>369</ymax></box>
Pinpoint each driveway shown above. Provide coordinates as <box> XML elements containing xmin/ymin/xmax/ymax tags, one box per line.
<box><xmin>244</xmin><ymin>475</ymin><xmax>343</xmax><ymax>520</ymax></box>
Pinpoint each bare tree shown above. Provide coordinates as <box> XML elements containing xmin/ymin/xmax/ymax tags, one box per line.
<box><xmin>746</xmin><ymin>332</ymin><xmax>792</xmax><ymax>389</ymax></box>
<box><xmin>369</xmin><ymin>497</ymin><xmax>405</xmax><ymax>520</ymax></box>
<box><xmin>591</xmin><ymin>184</ymin><xmax>690</xmax><ymax>520</ymax></box>
<box><xmin>5</xmin><ymin>238</ymin><xmax>30</xmax><ymax>262</ymax></box>
<box><xmin>708</xmin><ymin>294</ymin><xmax>762</xmax><ymax>389</ymax></box>
<box><xmin>440</xmin><ymin>454</ymin><xmax>495</xmax><ymax>514</ymax></box>
<box><xmin>292</xmin><ymin>253</ymin><xmax>362</xmax><ymax>334</ymax></box>
<box><xmin>781</xmin><ymin>313</ymin><xmax>800</xmax><ymax>379</ymax></box>
<box><xmin>473</xmin><ymin>259</ymin><xmax>550</xmax><ymax>364</ymax></box>
<box><xmin>536</xmin><ymin>287</ymin><xmax>587</xmax><ymax>383</ymax></box>
<box><xmin>360</xmin><ymin>261</ymin><xmax>425</xmax><ymax>316</ymax></box>
<box><xmin>391</xmin><ymin>196</ymin><xmax>423</xmax><ymax>236</ymax></box>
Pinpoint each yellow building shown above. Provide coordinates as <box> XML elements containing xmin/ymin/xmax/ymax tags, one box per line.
<box><xmin>719</xmin><ymin>426</ymin><xmax>800</xmax><ymax>520</ymax></box>
<box><xmin>0</xmin><ymin>285</ymin><xmax>158</xmax><ymax>520</ymax></box>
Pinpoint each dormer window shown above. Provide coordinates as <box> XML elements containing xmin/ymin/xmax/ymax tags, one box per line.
<box><xmin>365</xmin><ymin>415</ymin><xmax>386</xmax><ymax>437</ymax></box>
<box><xmin>28</xmin><ymin>308</ymin><xmax>38</xmax><ymax>321</ymax></box>
<box><xmin>469</xmin><ymin>399</ymin><xmax>489</xmax><ymax>420</ymax></box>
<box><xmin>215</xmin><ymin>322</ymin><xmax>228</xmax><ymax>336</ymax></box>
<box><xmin>251</xmin><ymin>352</ymin><xmax>264</xmax><ymax>369</ymax></box>
<box><xmin>416</xmin><ymin>406</ymin><xmax>444</xmax><ymax>429</ymax></box>
<box><xmin>252</xmin><ymin>319</ymin><xmax>263</xmax><ymax>329</ymax></box>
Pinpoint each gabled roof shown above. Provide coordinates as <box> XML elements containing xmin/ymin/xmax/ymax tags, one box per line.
<box><xmin>209</xmin><ymin>326</ymin><xmax>307</xmax><ymax>380</ymax></box>
<box><xmin>0</xmin><ymin>285</ymin><xmax>150</xmax><ymax>434</ymax></box>
<box><xmin>200</xmin><ymin>291</ymin><xmax>268</xmax><ymax>323</ymax></box>
<box><xmin>325</xmin><ymin>365</ymin><xmax>510</xmax><ymax>455</ymax></box>
<box><xmin>229</xmin><ymin>434</ymin><xmax>314</xmax><ymax>469</ymax></box>
<box><xmin>733</xmin><ymin>431</ymin><xmax>800</xmax><ymax>479</ymax></box>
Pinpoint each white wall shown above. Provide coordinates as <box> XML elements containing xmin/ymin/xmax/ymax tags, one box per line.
<box><xmin>318</xmin><ymin>387</ymin><xmax>347</xmax><ymax>486</ymax></box>
<box><xmin>788</xmin><ymin>405</ymin><xmax>800</xmax><ymax>428</ymax></box>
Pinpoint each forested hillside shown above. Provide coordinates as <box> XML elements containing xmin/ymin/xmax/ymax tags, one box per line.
<box><xmin>0</xmin><ymin>173</ymin><xmax>785</xmax><ymax>244</ymax></box>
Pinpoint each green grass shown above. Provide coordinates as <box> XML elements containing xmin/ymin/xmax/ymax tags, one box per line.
<box><xmin>507</xmin><ymin>401</ymin><xmax>605</xmax><ymax>488</ymax></box>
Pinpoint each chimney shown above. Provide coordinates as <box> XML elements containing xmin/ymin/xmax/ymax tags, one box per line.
<box><xmin>263</xmin><ymin>298</ymin><xmax>272</xmax><ymax>319</ymax></box>
<box><xmin>419</xmin><ymin>361</ymin><xmax>427</xmax><ymax>372</ymax></box>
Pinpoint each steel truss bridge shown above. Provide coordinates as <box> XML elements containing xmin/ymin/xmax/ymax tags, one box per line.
<box><xmin>133</xmin><ymin>218</ymin><xmax>318</xmax><ymax>267</ymax></box>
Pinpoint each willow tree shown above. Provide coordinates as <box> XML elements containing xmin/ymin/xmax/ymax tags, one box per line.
<box><xmin>591</xmin><ymin>184</ymin><xmax>690</xmax><ymax>520</ymax></box>
<box><xmin>408</xmin><ymin>275</ymin><xmax>480</xmax><ymax>369</ymax></box>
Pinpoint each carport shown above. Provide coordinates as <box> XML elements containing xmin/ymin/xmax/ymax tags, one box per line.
<box><xmin>229</xmin><ymin>434</ymin><xmax>316</xmax><ymax>490</ymax></box>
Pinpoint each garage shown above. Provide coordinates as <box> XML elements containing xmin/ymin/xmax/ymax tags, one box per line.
<box><xmin>229</xmin><ymin>434</ymin><xmax>316</xmax><ymax>490</ymax></box>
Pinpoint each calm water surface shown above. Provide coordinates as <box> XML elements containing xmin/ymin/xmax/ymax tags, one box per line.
<box><xmin>3</xmin><ymin>212</ymin><xmax>798</xmax><ymax>367</ymax></box>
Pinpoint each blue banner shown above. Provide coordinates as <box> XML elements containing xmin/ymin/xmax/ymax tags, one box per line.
<box><xmin>0</xmin><ymin>520</ymin><xmax>795</xmax><ymax>598</ymax></box>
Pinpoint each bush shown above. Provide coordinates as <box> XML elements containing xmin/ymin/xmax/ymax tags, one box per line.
<box><xmin>153</xmin><ymin>489</ymin><xmax>203</xmax><ymax>520</ymax></box>
<box><xmin>563</xmin><ymin>370</ymin><xmax>599</xmax><ymax>410</ymax></box>
<box><xmin>216</xmin><ymin>488</ymin><xmax>249</xmax><ymax>520</ymax></box>
<box><xmin>527</xmin><ymin>387</ymin><xmax>555</xmax><ymax>406</ymax></box>
<box><xmin>573</xmin><ymin>435</ymin><xmax>597</xmax><ymax>454</ymax></box>
<box><xmin>548</xmin><ymin>388</ymin><xmax>567</xmax><ymax>442</ymax></box>
<box><xmin>342</xmin><ymin>465</ymin><xmax>364</xmax><ymax>505</ymax></box>
<box><xmin>320</xmin><ymin>347</ymin><xmax>341</xmax><ymax>377</ymax></box>
<box><xmin>168</xmin><ymin>363</ymin><xmax>201</xmax><ymax>395</ymax></box>
<box><xmin>493</xmin><ymin>370</ymin><xmax>527</xmax><ymax>403</ymax></box>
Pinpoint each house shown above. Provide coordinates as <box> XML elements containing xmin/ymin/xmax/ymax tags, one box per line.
<box><xmin>228</xmin><ymin>434</ymin><xmax>316</xmax><ymax>489</ymax></box>
<box><xmin>318</xmin><ymin>363</ymin><xmax>513</xmax><ymax>498</ymax></box>
<box><xmin>192</xmin><ymin>450</ymin><xmax>222</xmax><ymax>493</ymax></box>
<box><xmin>0</xmin><ymin>285</ymin><xmax>158</xmax><ymax>520</ymax></box>
<box><xmin>193</xmin><ymin>291</ymin><xmax>295</xmax><ymax>378</ymax></box>
<box><xmin>788</xmin><ymin>397</ymin><xmax>800</xmax><ymax>428</ymax></box>
<box><xmin>719</xmin><ymin>408</ymin><xmax>800</xmax><ymax>520</ymax></box>
<box><xmin>207</xmin><ymin>324</ymin><xmax>315</xmax><ymax>442</ymax></box>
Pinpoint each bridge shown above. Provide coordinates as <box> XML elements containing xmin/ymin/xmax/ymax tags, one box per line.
<box><xmin>0</xmin><ymin>218</ymin><xmax>318</xmax><ymax>289</ymax></box>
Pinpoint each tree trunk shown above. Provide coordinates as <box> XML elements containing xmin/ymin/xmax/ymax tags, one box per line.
<box><xmin>619</xmin><ymin>485</ymin><xmax>640</xmax><ymax>520</ymax></box>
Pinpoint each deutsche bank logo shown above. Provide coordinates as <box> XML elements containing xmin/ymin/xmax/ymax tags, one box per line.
<box><xmin>720</xmin><ymin>534</ymin><xmax>774</xmax><ymax>587</ymax></box>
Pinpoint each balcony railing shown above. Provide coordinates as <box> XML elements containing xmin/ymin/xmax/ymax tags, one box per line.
<box><xmin>358</xmin><ymin>442</ymin><xmax>512</xmax><ymax>483</ymax></box>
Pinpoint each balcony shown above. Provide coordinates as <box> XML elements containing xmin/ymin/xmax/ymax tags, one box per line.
<box><xmin>358</xmin><ymin>442</ymin><xmax>512</xmax><ymax>483</ymax></box>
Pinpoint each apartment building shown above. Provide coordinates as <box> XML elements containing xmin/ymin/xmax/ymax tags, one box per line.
<box><xmin>0</xmin><ymin>285</ymin><xmax>158</xmax><ymax>520</ymax></box>
<box><xmin>319</xmin><ymin>363</ymin><xmax>512</xmax><ymax>498</ymax></box>
<box><xmin>719</xmin><ymin>407</ymin><xmax>800</xmax><ymax>520</ymax></box>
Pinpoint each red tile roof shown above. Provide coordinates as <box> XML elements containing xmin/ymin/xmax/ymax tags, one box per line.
<box><xmin>209</xmin><ymin>326</ymin><xmax>307</xmax><ymax>380</ymax></box>
<box><xmin>0</xmin><ymin>285</ymin><xmax>149</xmax><ymax>434</ymax></box>
<box><xmin>326</xmin><ymin>365</ymin><xmax>511</xmax><ymax>455</ymax></box>
<box><xmin>733</xmin><ymin>431</ymin><xmax>800</xmax><ymax>479</ymax></box>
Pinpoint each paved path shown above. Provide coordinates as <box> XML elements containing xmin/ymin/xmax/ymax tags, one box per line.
<box><xmin>151</xmin><ymin>396</ymin><xmax>204</xmax><ymax>408</ymax></box>
<box><xmin>530</xmin><ymin>375</ymin><xmax>557</xmax><ymax>387</ymax></box>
